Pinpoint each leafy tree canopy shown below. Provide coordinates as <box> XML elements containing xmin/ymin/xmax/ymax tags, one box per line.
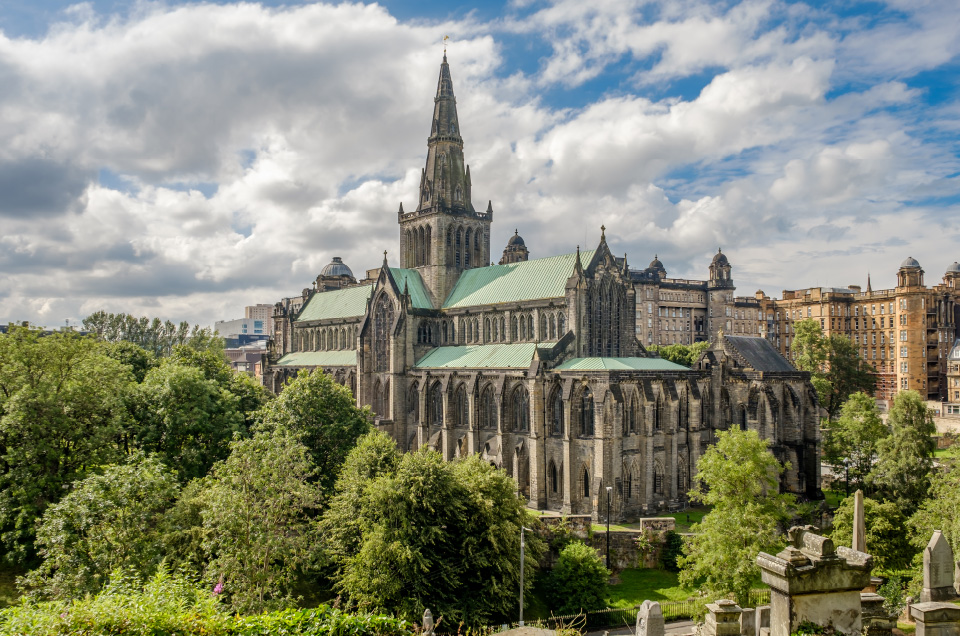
<box><xmin>648</xmin><ymin>341</ymin><xmax>710</xmax><ymax>368</ymax></box>
<box><xmin>792</xmin><ymin>319</ymin><xmax>876</xmax><ymax>419</ymax></box>
<box><xmin>679</xmin><ymin>428</ymin><xmax>793</xmax><ymax>605</ymax></box>
<box><xmin>830</xmin><ymin>494</ymin><xmax>915</xmax><ymax>573</ymax></box>
<box><xmin>20</xmin><ymin>454</ymin><xmax>180</xmax><ymax>600</ymax></box>
<box><xmin>908</xmin><ymin>451</ymin><xmax>960</xmax><ymax>557</ymax></box>
<box><xmin>868</xmin><ymin>390</ymin><xmax>935</xmax><ymax>516</ymax></box>
<box><xmin>328</xmin><ymin>449</ymin><xmax>544</xmax><ymax>626</ymax></box>
<box><xmin>823</xmin><ymin>392</ymin><xmax>889</xmax><ymax>495</ymax></box>
<box><xmin>0</xmin><ymin>327</ymin><xmax>133</xmax><ymax>562</ymax></box>
<box><xmin>258</xmin><ymin>369</ymin><xmax>370</xmax><ymax>497</ymax></box>
<box><xmin>82</xmin><ymin>311</ymin><xmax>197</xmax><ymax>358</ymax></box>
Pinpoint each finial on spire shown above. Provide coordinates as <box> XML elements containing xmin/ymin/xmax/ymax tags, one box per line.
<box><xmin>383</xmin><ymin>250</ymin><xmax>388</xmax><ymax>266</ymax></box>
<box><xmin>443</xmin><ymin>35</ymin><xmax>449</xmax><ymax>59</ymax></box>
<box><xmin>398</xmin><ymin>202</ymin><xmax>404</xmax><ymax>214</ymax></box>
<box><xmin>514</xmin><ymin>229</ymin><xmax>518</xmax><ymax>235</ymax></box>
<box><xmin>600</xmin><ymin>224</ymin><xmax>606</xmax><ymax>240</ymax></box>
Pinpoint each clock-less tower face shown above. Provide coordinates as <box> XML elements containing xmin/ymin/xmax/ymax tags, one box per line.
<box><xmin>398</xmin><ymin>54</ymin><xmax>492</xmax><ymax>305</ymax></box>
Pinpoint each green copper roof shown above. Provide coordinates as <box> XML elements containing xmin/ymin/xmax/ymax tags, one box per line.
<box><xmin>554</xmin><ymin>357</ymin><xmax>690</xmax><ymax>372</ymax></box>
<box><xmin>414</xmin><ymin>343</ymin><xmax>549</xmax><ymax>369</ymax></box>
<box><xmin>443</xmin><ymin>250</ymin><xmax>596</xmax><ymax>309</ymax></box>
<box><xmin>276</xmin><ymin>351</ymin><xmax>357</xmax><ymax>367</ymax></box>
<box><xmin>390</xmin><ymin>268</ymin><xmax>433</xmax><ymax>309</ymax></box>
<box><xmin>296</xmin><ymin>285</ymin><xmax>373</xmax><ymax>323</ymax></box>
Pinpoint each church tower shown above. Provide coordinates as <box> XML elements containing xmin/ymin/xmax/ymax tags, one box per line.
<box><xmin>398</xmin><ymin>54</ymin><xmax>493</xmax><ymax>304</ymax></box>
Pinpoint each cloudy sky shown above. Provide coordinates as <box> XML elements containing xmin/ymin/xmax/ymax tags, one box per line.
<box><xmin>1</xmin><ymin>0</ymin><xmax>958</xmax><ymax>329</ymax></box>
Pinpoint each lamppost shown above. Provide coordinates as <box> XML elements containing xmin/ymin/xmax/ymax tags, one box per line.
<box><xmin>520</xmin><ymin>525</ymin><xmax>531</xmax><ymax>626</ymax></box>
<box><xmin>605</xmin><ymin>486</ymin><xmax>613</xmax><ymax>569</ymax></box>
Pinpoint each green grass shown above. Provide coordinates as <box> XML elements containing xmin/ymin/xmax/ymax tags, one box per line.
<box><xmin>898</xmin><ymin>622</ymin><xmax>916</xmax><ymax>634</ymax></box>
<box><xmin>660</xmin><ymin>508</ymin><xmax>710</xmax><ymax>532</ymax></box>
<box><xmin>606</xmin><ymin>569</ymin><xmax>696</xmax><ymax>608</ymax></box>
<box><xmin>823</xmin><ymin>488</ymin><xmax>846</xmax><ymax>509</ymax></box>
<box><xmin>591</xmin><ymin>523</ymin><xmax>638</xmax><ymax>533</ymax></box>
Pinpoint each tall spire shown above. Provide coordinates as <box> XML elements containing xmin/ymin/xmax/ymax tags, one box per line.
<box><xmin>416</xmin><ymin>54</ymin><xmax>474</xmax><ymax>214</ymax></box>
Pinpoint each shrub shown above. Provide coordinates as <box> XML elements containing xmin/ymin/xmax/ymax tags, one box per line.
<box><xmin>547</xmin><ymin>541</ymin><xmax>609</xmax><ymax>614</ymax></box>
<box><xmin>659</xmin><ymin>531</ymin><xmax>684</xmax><ymax>572</ymax></box>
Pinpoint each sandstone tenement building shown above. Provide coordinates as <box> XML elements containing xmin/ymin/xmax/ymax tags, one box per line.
<box><xmin>262</xmin><ymin>55</ymin><xmax>821</xmax><ymax>518</ymax></box>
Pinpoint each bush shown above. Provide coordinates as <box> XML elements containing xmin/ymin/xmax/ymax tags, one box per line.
<box><xmin>659</xmin><ymin>531</ymin><xmax>684</xmax><ymax>572</ymax></box>
<box><xmin>547</xmin><ymin>541</ymin><xmax>609</xmax><ymax>614</ymax></box>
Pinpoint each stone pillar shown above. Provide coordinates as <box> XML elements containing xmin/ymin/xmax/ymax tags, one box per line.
<box><xmin>757</xmin><ymin>526</ymin><xmax>873</xmax><ymax>636</ymax></box>
<box><xmin>911</xmin><ymin>602</ymin><xmax>960</xmax><ymax>636</ymax></box>
<box><xmin>853</xmin><ymin>490</ymin><xmax>866</xmax><ymax>553</ymax></box>
<box><xmin>861</xmin><ymin>592</ymin><xmax>897</xmax><ymax>636</ymax></box>
<box><xmin>922</xmin><ymin>531</ymin><xmax>956</xmax><ymax>602</ymax></box>
<box><xmin>704</xmin><ymin>600</ymin><xmax>743</xmax><ymax>636</ymax></box>
<box><xmin>740</xmin><ymin>608</ymin><xmax>756</xmax><ymax>636</ymax></box>
<box><xmin>636</xmin><ymin>600</ymin><xmax>664</xmax><ymax>636</ymax></box>
<box><xmin>755</xmin><ymin>605</ymin><xmax>771</xmax><ymax>636</ymax></box>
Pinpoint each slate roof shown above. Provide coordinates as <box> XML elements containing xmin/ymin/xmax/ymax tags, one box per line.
<box><xmin>275</xmin><ymin>351</ymin><xmax>357</xmax><ymax>366</ymax></box>
<box><xmin>296</xmin><ymin>285</ymin><xmax>373</xmax><ymax>322</ymax></box>
<box><xmin>443</xmin><ymin>250</ymin><xmax>596</xmax><ymax>309</ymax></box>
<box><xmin>948</xmin><ymin>339</ymin><xmax>960</xmax><ymax>361</ymax></box>
<box><xmin>723</xmin><ymin>335</ymin><xmax>797</xmax><ymax>372</ymax></box>
<box><xmin>390</xmin><ymin>268</ymin><xmax>433</xmax><ymax>309</ymax></box>
<box><xmin>414</xmin><ymin>343</ymin><xmax>550</xmax><ymax>369</ymax></box>
<box><xmin>554</xmin><ymin>357</ymin><xmax>689</xmax><ymax>372</ymax></box>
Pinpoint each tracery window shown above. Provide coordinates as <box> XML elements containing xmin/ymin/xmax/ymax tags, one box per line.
<box><xmin>654</xmin><ymin>395</ymin><xmax>662</xmax><ymax>431</ymax></box>
<box><xmin>550</xmin><ymin>386</ymin><xmax>564</xmax><ymax>435</ymax></box>
<box><xmin>430</xmin><ymin>382</ymin><xmax>444</xmax><ymax>426</ymax></box>
<box><xmin>373</xmin><ymin>380</ymin><xmax>388</xmax><ymax>418</ymax></box>
<box><xmin>408</xmin><ymin>383</ymin><xmax>419</xmax><ymax>424</ymax></box>
<box><xmin>578</xmin><ymin>386</ymin><xmax>594</xmax><ymax>437</ymax></box>
<box><xmin>374</xmin><ymin>296</ymin><xmax>393</xmax><ymax>373</ymax></box>
<box><xmin>512</xmin><ymin>385</ymin><xmax>529</xmax><ymax>432</ymax></box>
<box><xmin>549</xmin><ymin>460</ymin><xmax>559</xmax><ymax>494</ymax></box>
<box><xmin>558</xmin><ymin>312</ymin><xmax>566</xmax><ymax>335</ymax></box>
<box><xmin>582</xmin><ymin>468</ymin><xmax>590</xmax><ymax>498</ymax></box>
<box><xmin>484</xmin><ymin>318</ymin><xmax>491</xmax><ymax>342</ymax></box>
<box><xmin>512</xmin><ymin>316</ymin><xmax>519</xmax><ymax>341</ymax></box>
<box><xmin>480</xmin><ymin>386</ymin><xmax>497</xmax><ymax>429</ymax></box>
<box><xmin>454</xmin><ymin>384</ymin><xmax>468</xmax><ymax>427</ymax></box>
<box><xmin>528</xmin><ymin>315</ymin><xmax>535</xmax><ymax>340</ymax></box>
<box><xmin>464</xmin><ymin>228</ymin><xmax>472</xmax><ymax>267</ymax></box>
<box><xmin>654</xmin><ymin>461</ymin><xmax>664</xmax><ymax>495</ymax></box>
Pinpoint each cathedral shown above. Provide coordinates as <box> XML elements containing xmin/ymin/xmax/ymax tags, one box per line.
<box><xmin>263</xmin><ymin>55</ymin><xmax>821</xmax><ymax>519</ymax></box>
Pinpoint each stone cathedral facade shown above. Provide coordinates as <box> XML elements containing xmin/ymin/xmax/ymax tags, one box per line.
<box><xmin>263</xmin><ymin>55</ymin><xmax>822</xmax><ymax>519</ymax></box>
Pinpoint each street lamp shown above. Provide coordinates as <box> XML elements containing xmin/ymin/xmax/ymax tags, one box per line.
<box><xmin>520</xmin><ymin>525</ymin><xmax>531</xmax><ymax>626</ymax></box>
<box><xmin>605</xmin><ymin>486</ymin><xmax>613</xmax><ymax>569</ymax></box>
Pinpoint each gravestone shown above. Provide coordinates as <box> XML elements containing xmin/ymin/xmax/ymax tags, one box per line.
<box><xmin>911</xmin><ymin>602</ymin><xmax>960</xmax><ymax>636</ymax></box>
<box><xmin>922</xmin><ymin>531</ymin><xmax>956</xmax><ymax>602</ymax></box>
<box><xmin>704</xmin><ymin>600</ymin><xmax>743</xmax><ymax>636</ymax></box>
<box><xmin>636</xmin><ymin>599</ymin><xmax>664</xmax><ymax>636</ymax></box>
<box><xmin>853</xmin><ymin>490</ymin><xmax>866</xmax><ymax>553</ymax></box>
<box><xmin>756</xmin><ymin>526</ymin><xmax>873</xmax><ymax>636</ymax></box>
<box><xmin>755</xmin><ymin>605</ymin><xmax>771</xmax><ymax>636</ymax></box>
<box><xmin>740</xmin><ymin>607</ymin><xmax>756</xmax><ymax>636</ymax></box>
<box><xmin>861</xmin><ymin>592</ymin><xmax>897</xmax><ymax>636</ymax></box>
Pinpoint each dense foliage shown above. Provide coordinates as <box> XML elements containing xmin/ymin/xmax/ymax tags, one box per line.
<box><xmin>546</xmin><ymin>541</ymin><xmax>609</xmax><ymax>614</ymax></box>
<box><xmin>792</xmin><ymin>319</ymin><xmax>876</xmax><ymax>420</ymax></box>
<box><xmin>822</xmin><ymin>392</ymin><xmax>889</xmax><ymax>494</ymax></box>
<box><xmin>648</xmin><ymin>342</ymin><xmax>709</xmax><ymax>367</ymax></box>
<box><xmin>868</xmin><ymin>390</ymin><xmax>935</xmax><ymax>515</ymax></box>
<box><xmin>82</xmin><ymin>311</ymin><xmax>197</xmax><ymax>358</ymax></box>
<box><xmin>325</xmin><ymin>444</ymin><xmax>544</xmax><ymax>626</ymax></box>
<box><xmin>679</xmin><ymin>428</ymin><xmax>793</xmax><ymax>606</ymax></box>
<box><xmin>830</xmin><ymin>495</ymin><xmax>915</xmax><ymax>572</ymax></box>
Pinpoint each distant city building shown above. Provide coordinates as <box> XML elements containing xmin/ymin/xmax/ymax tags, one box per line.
<box><xmin>214</xmin><ymin>305</ymin><xmax>275</xmax><ymax>341</ymax></box>
<box><xmin>944</xmin><ymin>339</ymin><xmax>960</xmax><ymax>415</ymax></box>
<box><xmin>756</xmin><ymin>259</ymin><xmax>960</xmax><ymax>402</ymax></box>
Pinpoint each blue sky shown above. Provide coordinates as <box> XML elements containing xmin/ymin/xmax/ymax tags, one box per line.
<box><xmin>0</xmin><ymin>0</ymin><xmax>957</xmax><ymax>327</ymax></box>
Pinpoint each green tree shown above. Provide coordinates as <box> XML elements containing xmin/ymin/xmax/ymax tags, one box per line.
<box><xmin>19</xmin><ymin>454</ymin><xmax>180</xmax><ymax>599</ymax></box>
<box><xmin>830</xmin><ymin>495</ymin><xmax>915</xmax><ymax>572</ymax></box>
<box><xmin>648</xmin><ymin>341</ymin><xmax>710</xmax><ymax>368</ymax></box>
<box><xmin>823</xmin><ymin>392</ymin><xmax>889</xmax><ymax>494</ymax></box>
<box><xmin>201</xmin><ymin>429</ymin><xmax>322</xmax><ymax>614</ymax></box>
<box><xmin>131</xmin><ymin>362</ymin><xmax>246</xmax><ymax>481</ymax></box>
<box><xmin>868</xmin><ymin>390</ymin><xmax>935</xmax><ymax>515</ymax></box>
<box><xmin>83</xmin><ymin>311</ymin><xmax>194</xmax><ymax>358</ymax></box>
<box><xmin>329</xmin><ymin>450</ymin><xmax>544</xmax><ymax>625</ymax></box>
<box><xmin>546</xmin><ymin>541</ymin><xmax>609</xmax><ymax>614</ymax></box>
<box><xmin>793</xmin><ymin>320</ymin><xmax>876</xmax><ymax>419</ymax></box>
<box><xmin>678</xmin><ymin>428</ymin><xmax>793</xmax><ymax>605</ymax></box>
<box><xmin>0</xmin><ymin>327</ymin><xmax>133</xmax><ymax>561</ymax></box>
<box><xmin>258</xmin><ymin>369</ymin><xmax>370</xmax><ymax>497</ymax></box>
<box><xmin>908</xmin><ymin>452</ymin><xmax>960</xmax><ymax>557</ymax></box>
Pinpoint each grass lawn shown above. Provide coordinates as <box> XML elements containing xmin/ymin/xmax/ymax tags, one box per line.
<box><xmin>660</xmin><ymin>508</ymin><xmax>710</xmax><ymax>533</ymax></box>
<box><xmin>823</xmin><ymin>488</ymin><xmax>846</xmax><ymax>509</ymax></box>
<box><xmin>897</xmin><ymin>622</ymin><xmax>916</xmax><ymax>634</ymax></box>
<box><xmin>606</xmin><ymin>568</ymin><xmax>696</xmax><ymax>608</ymax></box>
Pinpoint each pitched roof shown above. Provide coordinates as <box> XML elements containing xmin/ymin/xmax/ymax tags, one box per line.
<box><xmin>296</xmin><ymin>285</ymin><xmax>373</xmax><ymax>322</ymax></box>
<box><xmin>390</xmin><ymin>268</ymin><xmax>433</xmax><ymax>309</ymax></box>
<box><xmin>275</xmin><ymin>351</ymin><xmax>357</xmax><ymax>367</ymax></box>
<box><xmin>948</xmin><ymin>339</ymin><xmax>960</xmax><ymax>361</ymax></box>
<box><xmin>554</xmin><ymin>357</ymin><xmax>689</xmax><ymax>372</ymax></box>
<box><xmin>443</xmin><ymin>250</ymin><xmax>595</xmax><ymax>309</ymax></box>
<box><xmin>723</xmin><ymin>335</ymin><xmax>797</xmax><ymax>372</ymax></box>
<box><xmin>414</xmin><ymin>343</ymin><xmax>550</xmax><ymax>369</ymax></box>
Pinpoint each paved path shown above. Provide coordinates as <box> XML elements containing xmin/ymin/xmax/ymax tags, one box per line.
<box><xmin>586</xmin><ymin>620</ymin><xmax>695</xmax><ymax>636</ymax></box>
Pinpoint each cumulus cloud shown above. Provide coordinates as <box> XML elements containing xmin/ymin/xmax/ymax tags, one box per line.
<box><xmin>0</xmin><ymin>0</ymin><xmax>957</xmax><ymax>327</ymax></box>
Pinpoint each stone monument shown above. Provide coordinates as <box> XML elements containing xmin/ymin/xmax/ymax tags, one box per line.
<box><xmin>756</xmin><ymin>526</ymin><xmax>873</xmax><ymax>636</ymax></box>
<box><xmin>636</xmin><ymin>600</ymin><xmax>664</xmax><ymax>636</ymax></box>
<box><xmin>922</xmin><ymin>531</ymin><xmax>956</xmax><ymax>602</ymax></box>
<box><xmin>852</xmin><ymin>490</ymin><xmax>866</xmax><ymax>553</ymax></box>
<box><xmin>910</xmin><ymin>602</ymin><xmax>960</xmax><ymax>636</ymax></box>
<box><xmin>704</xmin><ymin>600</ymin><xmax>743</xmax><ymax>636</ymax></box>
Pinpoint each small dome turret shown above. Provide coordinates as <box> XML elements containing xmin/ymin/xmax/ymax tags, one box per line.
<box><xmin>712</xmin><ymin>249</ymin><xmax>729</xmax><ymax>266</ymax></box>
<box><xmin>900</xmin><ymin>256</ymin><xmax>921</xmax><ymax>269</ymax></box>
<box><xmin>507</xmin><ymin>230</ymin><xmax>525</xmax><ymax>247</ymax></box>
<box><xmin>321</xmin><ymin>256</ymin><xmax>354</xmax><ymax>278</ymax></box>
<box><xmin>648</xmin><ymin>255</ymin><xmax>666</xmax><ymax>277</ymax></box>
<box><xmin>499</xmin><ymin>229</ymin><xmax>529</xmax><ymax>265</ymax></box>
<box><xmin>945</xmin><ymin>262</ymin><xmax>960</xmax><ymax>274</ymax></box>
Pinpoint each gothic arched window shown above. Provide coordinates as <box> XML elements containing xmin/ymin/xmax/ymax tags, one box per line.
<box><xmin>513</xmin><ymin>385</ymin><xmax>529</xmax><ymax>432</ymax></box>
<box><xmin>550</xmin><ymin>386</ymin><xmax>564</xmax><ymax>436</ymax></box>
<box><xmin>464</xmin><ymin>228</ymin><xmax>472</xmax><ymax>267</ymax></box>
<box><xmin>549</xmin><ymin>460</ymin><xmax>559</xmax><ymax>494</ymax></box>
<box><xmin>739</xmin><ymin>404</ymin><xmax>747</xmax><ymax>431</ymax></box>
<box><xmin>454</xmin><ymin>384</ymin><xmax>468</xmax><ymax>428</ymax></box>
<box><xmin>558</xmin><ymin>312</ymin><xmax>566</xmax><ymax>335</ymax></box>
<box><xmin>430</xmin><ymin>382</ymin><xmax>444</xmax><ymax>426</ymax></box>
<box><xmin>654</xmin><ymin>461</ymin><xmax>665</xmax><ymax>495</ymax></box>
<box><xmin>499</xmin><ymin>317</ymin><xmax>505</xmax><ymax>342</ymax></box>
<box><xmin>374</xmin><ymin>380</ymin><xmax>388</xmax><ymax>418</ymax></box>
<box><xmin>579</xmin><ymin>386</ymin><xmax>594</xmax><ymax>437</ymax></box>
<box><xmin>480</xmin><ymin>386</ymin><xmax>497</xmax><ymax>429</ymax></box>
<box><xmin>528</xmin><ymin>315</ymin><xmax>535</xmax><ymax>340</ymax></box>
<box><xmin>424</xmin><ymin>225</ymin><xmax>432</xmax><ymax>265</ymax></box>
<box><xmin>512</xmin><ymin>316</ymin><xmax>519</xmax><ymax>341</ymax></box>
<box><xmin>408</xmin><ymin>383</ymin><xmax>420</xmax><ymax>424</ymax></box>
<box><xmin>519</xmin><ymin>315</ymin><xmax>527</xmax><ymax>340</ymax></box>
<box><xmin>654</xmin><ymin>395</ymin><xmax>662</xmax><ymax>431</ymax></box>
<box><xmin>484</xmin><ymin>318</ymin><xmax>491</xmax><ymax>342</ymax></box>
<box><xmin>582</xmin><ymin>468</ymin><xmax>590</xmax><ymax>499</ymax></box>
<box><xmin>374</xmin><ymin>296</ymin><xmax>393</xmax><ymax>373</ymax></box>
<box><xmin>540</xmin><ymin>314</ymin><xmax>547</xmax><ymax>340</ymax></box>
<box><xmin>455</xmin><ymin>227</ymin><xmax>463</xmax><ymax>268</ymax></box>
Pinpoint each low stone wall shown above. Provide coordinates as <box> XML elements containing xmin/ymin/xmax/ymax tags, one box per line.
<box><xmin>590</xmin><ymin>530</ymin><xmax>645</xmax><ymax>570</ymax></box>
<box><xmin>537</xmin><ymin>514</ymin><xmax>677</xmax><ymax>570</ymax></box>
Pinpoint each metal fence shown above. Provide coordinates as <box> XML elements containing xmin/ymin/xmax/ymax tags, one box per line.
<box><xmin>443</xmin><ymin>588</ymin><xmax>773</xmax><ymax>634</ymax></box>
